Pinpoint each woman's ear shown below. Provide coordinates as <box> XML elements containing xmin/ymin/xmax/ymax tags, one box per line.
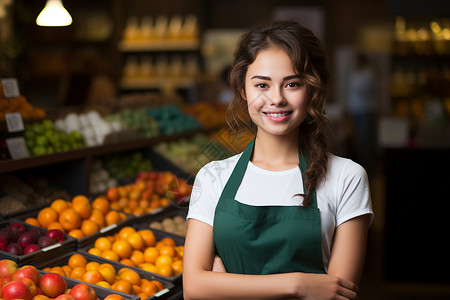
<box><xmin>240</xmin><ymin>88</ymin><xmax>247</xmax><ymax>101</ymax></box>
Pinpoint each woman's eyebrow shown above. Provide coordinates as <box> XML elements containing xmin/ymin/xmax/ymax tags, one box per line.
<box><xmin>250</xmin><ymin>75</ymin><xmax>300</xmax><ymax>81</ymax></box>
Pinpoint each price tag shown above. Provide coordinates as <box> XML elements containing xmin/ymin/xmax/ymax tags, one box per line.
<box><xmin>5</xmin><ymin>112</ymin><xmax>25</xmax><ymax>132</ymax></box>
<box><xmin>5</xmin><ymin>137</ymin><xmax>30</xmax><ymax>159</ymax></box>
<box><xmin>1</xmin><ymin>78</ymin><xmax>20</xmax><ymax>98</ymax></box>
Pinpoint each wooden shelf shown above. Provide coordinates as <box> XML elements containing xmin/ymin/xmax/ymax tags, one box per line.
<box><xmin>0</xmin><ymin>129</ymin><xmax>205</xmax><ymax>174</ymax></box>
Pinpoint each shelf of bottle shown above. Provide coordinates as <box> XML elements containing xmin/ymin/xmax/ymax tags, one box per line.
<box><xmin>119</xmin><ymin>77</ymin><xmax>197</xmax><ymax>90</ymax></box>
<box><xmin>118</xmin><ymin>39</ymin><xmax>200</xmax><ymax>52</ymax></box>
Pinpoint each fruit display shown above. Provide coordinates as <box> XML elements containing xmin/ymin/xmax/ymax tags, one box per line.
<box><xmin>40</xmin><ymin>252</ymin><xmax>169</xmax><ymax>298</ymax></box>
<box><xmin>0</xmin><ymin>259</ymin><xmax>129</xmax><ymax>300</ymax></box>
<box><xmin>101</xmin><ymin>151</ymin><xmax>153</xmax><ymax>184</ymax></box>
<box><xmin>85</xmin><ymin>226</ymin><xmax>183</xmax><ymax>279</ymax></box>
<box><xmin>0</xmin><ymin>95</ymin><xmax>46</xmax><ymax>122</ymax></box>
<box><xmin>23</xmin><ymin>196</ymin><xmax>127</xmax><ymax>240</ymax></box>
<box><xmin>0</xmin><ymin>221</ymin><xmax>66</xmax><ymax>256</ymax></box>
<box><xmin>149</xmin><ymin>216</ymin><xmax>187</xmax><ymax>237</ymax></box>
<box><xmin>24</xmin><ymin>119</ymin><xmax>85</xmax><ymax>156</ymax></box>
<box><xmin>104</xmin><ymin>171</ymin><xmax>191</xmax><ymax>216</ymax></box>
<box><xmin>154</xmin><ymin>133</ymin><xmax>232</xmax><ymax>174</ymax></box>
<box><xmin>146</xmin><ymin>105</ymin><xmax>201</xmax><ymax>135</ymax></box>
<box><xmin>105</xmin><ymin>108</ymin><xmax>159</xmax><ymax>139</ymax></box>
<box><xmin>182</xmin><ymin>101</ymin><xmax>227</xmax><ymax>129</ymax></box>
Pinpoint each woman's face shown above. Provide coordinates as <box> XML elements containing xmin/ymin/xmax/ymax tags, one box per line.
<box><xmin>244</xmin><ymin>47</ymin><xmax>308</xmax><ymax>137</ymax></box>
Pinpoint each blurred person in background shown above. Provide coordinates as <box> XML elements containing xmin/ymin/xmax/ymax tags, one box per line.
<box><xmin>347</xmin><ymin>52</ymin><xmax>377</xmax><ymax>174</ymax></box>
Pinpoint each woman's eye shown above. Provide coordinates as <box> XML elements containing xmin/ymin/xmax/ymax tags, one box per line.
<box><xmin>286</xmin><ymin>82</ymin><xmax>301</xmax><ymax>88</ymax></box>
<box><xmin>256</xmin><ymin>83</ymin><xmax>268</xmax><ymax>89</ymax></box>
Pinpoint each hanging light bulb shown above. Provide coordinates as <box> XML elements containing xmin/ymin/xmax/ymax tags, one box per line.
<box><xmin>36</xmin><ymin>0</ymin><xmax>72</xmax><ymax>27</ymax></box>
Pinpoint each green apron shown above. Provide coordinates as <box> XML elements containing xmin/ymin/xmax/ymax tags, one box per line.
<box><xmin>213</xmin><ymin>139</ymin><xmax>326</xmax><ymax>275</ymax></box>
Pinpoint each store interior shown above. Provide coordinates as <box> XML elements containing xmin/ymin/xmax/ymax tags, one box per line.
<box><xmin>1</xmin><ymin>0</ymin><xmax>450</xmax><ymax>299</ymax></box>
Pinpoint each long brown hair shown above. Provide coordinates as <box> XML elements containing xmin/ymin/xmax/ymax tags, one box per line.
<box><xmin>226</xmin><ymin>20</ymin><xmax>329</xmax><ymax>206</ymax></box>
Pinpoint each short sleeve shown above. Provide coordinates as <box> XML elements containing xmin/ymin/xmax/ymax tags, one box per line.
<box><xmin>335</xmin><ymin>161</ymin><xmax>374</xmax><ymax>227</ymax></box>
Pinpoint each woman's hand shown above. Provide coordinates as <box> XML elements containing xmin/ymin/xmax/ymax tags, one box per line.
<box><xmin>212</xmin><ymin>255</ymin><xmax>227</xmax><ymax>272</ymax></box>
<box><xmin>294</xmin><ymin>273</ymin><xmax>359</xmax><ymax>300</ymax></box>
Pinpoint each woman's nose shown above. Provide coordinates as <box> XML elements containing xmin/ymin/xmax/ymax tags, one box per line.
<box><xmin>269</xmin><ymin>88</ymin><xmax>286</xmax><ymax>106</ymax></box>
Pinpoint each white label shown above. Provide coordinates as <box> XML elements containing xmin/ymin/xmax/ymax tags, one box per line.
<box><xmin>1</xmin><ymin>78</ymin><xmax>20</xmax><ymax>98</ymax></box>
<box><xmin>100</xmin><ymin>223</ymin><xmax>117</xmax><ymax>233</ymax></box>
<box><xmin>5</xmin><ymin>112</ymin><xmax>25</xmax><ymax>132</ymax></box>
<box><xmin>6</xmin><ymin>137</ymin><xmax>30</xmax><ymax>159</ymax></box>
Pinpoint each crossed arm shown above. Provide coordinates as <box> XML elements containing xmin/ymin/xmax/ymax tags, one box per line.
<box><xmin>182</xmin><ymin>214</ymin><xmax>370</xmax><ymax>300</ymax></box>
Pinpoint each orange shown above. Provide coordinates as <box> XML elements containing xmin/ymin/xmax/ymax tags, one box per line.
<box><xmin>110</xmin><ymin>202</ymin><xmax>121</xmax><ymax>211</ymax></box>
<box><xmin>101</xmin><ymin>249</ymin><xmax>119</xmax><ymax>262</ymax></box>
<box><xmin>119</xmin><ymin>269</ymin><xmax>141</xmax><ymax>285</ymax></box>
<box><xmin>68</xmin><ymin>253</ymin><xmax>88</xmax><ymax>269</ymax></box>
<box><xmin>98</xmin><ymin>266</ymin><xmax>116</xmax><ymax>284</ymax></box>
<box><xmin>88</xmin><ymin>247</ymin><xmax>102</xmax><ymax>256</ymax></box>
<box><xmin>137</xmin><ymin>292</ymin><xmax>148</xmax><ymax>299</ymax></box>
<box><xmin>68</xmin><ymin>229</ymin><xmax>85</xmax><ymax>239</ymax></box>
<box><xmin>139</xmin><ymin>263</ymin><xmax>158</xmax><ymax>274</ymax></box>
<box><xmin>62</xmin><ymin>265</ymin><xmax>72</xmax><ymax>277</ymax></box>
<box><xmin>59</xmin><ymin>208</ymin><xmax>81</xmax><ymax>232</ymax></box>
<box><xmin>72</xmin><ymin>195</ymin><xmax>92</xmax><ymax>219</ymax></box>
<box><xmin>70</xmin><ymin>266</ymin><xmax>86</xmax><ymax>280</ymax></box>
<box><xmin>106</xmin><ymin>187</ymin><xmax>120</xmax><ymax>202</ymax></box>
<box><xmin>94</xmin><ymin>237</ymin><xmax>112</xmax><ymax>251</ymax></box>
<box><xmin>104</xmin><ymin>295</ymin><xmax>125</xmax><ymax>300</ymax></box>
<box><xmin>175</xmin><ymin>246</ymin><xmax>184</xmax><ymax>260</ymax></box>
<box><xmin>85</xmin><ymin>261</ymin><xmax>100</xmax><ymax>271</ymax></box>
<box><xmin>155</xmin><ymin>255</ymin><xmax>173</xmax><ymax>269</ymax></box>
<box><xmin>111</xmin><ymin>280</ymin><xmax>132</xmax><ymax>294</ymax></box>
<box><xmin>160</xmin><ymin>237</ymin><xmax>176</xmax><ymax>247</ymax></box>
<box><xmin>24</xmin><ymin>217</ymin><xmax>41</xmax><ymax>227</ymax></box>
<box><xmin>118</xmin><ymin>226</ymin><xmax>136</xmax><ymax>240</ymax></box>
<box><xmin>144</xmin><ymin>247</ymin><xmax>159</xmax><ymax>264</ymax></box>
<box><xmin>127</xmin><ymin>232</ymin><xmax>144</xmax><ymax>250</ymax></box>
<box><xmin>82</xmin><ymin>270</ymin><xmax>103</xmax><ymax>284</ymax></box>
<box><xmin>46</xmin><ymin>221</ymin><xmax>66</xmax><ymax>233</ymax></box>
<box><xmin>172</xmin><ymin>260</ymin><xmax>183</xmax><ymax>275</ymax></box>
<box><xmin>138</xmin><ymin>229</ymin><xmax>156</xmax><ymax>247</ymax></box>
<box><xmin>89</xmin><ymin>209</ymin><xmax>105</xmax><ymax>228</ymax></box>
<box><xmin>33</xmin><ymin>295</ymin><xmax>50</xmax><ymax>300</ymax></box>
<box><xmin>81</xmin><ymin>219</ymin><xmax>100</xmax><ymax>236</ymax></box>
<box><xmin>99</xmin><ymin>263</ymin><xmax>115</xmax><ymax>271</ymax></box>
<box><xmin>119</xmin><ymin>258</ymin><xmax>135</xmax><ymax>267</ymax></box>
<box><xmin>96</xmin><ymin>281</ymin><xmax>111</xmax><ymax>289</ymax></box>
<box><xmin>50</xmin><ymin>199</ymin><xmax>69</xmax><ymax>214</ymax></box>
<box><xmin>119</xmin><ymin>212</ymin><xmax>127</xmax><ymax>221</ymax></box>
<box><xmin>105</xmin><ymin>210</ymin><xmax>120</xmax><ymax>226</ymax></box>
<box><xmin>50</xmin><ymin>266</ymin><xmax>67</xmax><ymax>277</ymax></box>
<box><xmin>158</xmin><ymin>264</ymin><xmax>174</xmax><ymax>277</ymax></box>
<box><xmin>130</xmin><ymin>250</ymin><xmax>144</xmax><ymax>266</ymax></box>
<box><xmin>151</xmin><ymin>280</ymin><xmax>164</xmax><ymax>291</ymax></box>
<box><xmin>160</xmin><ymin>197</ymin><xmax>170</xmax><ymax>206</ymax></box>
<box><xmin>117</xmin><ymin>197</ymin><xmax>128</xmax><ymax>209</ymax></box>
<box><xmin>140</xmin><ymin>281</ymin><xmax>159</xmax><ymax>296</ymax></box>
<box><xmin>92</xmin><ymin>196</ymin><xmax>110</xmax><ymax>215</ymax></box>
<box><xmin>159</xmin><ymin>245</ymin><xmax>176</xmax><ymax>258</ymax></box>
<box><xmin>112</xmin><ymin>240</ymin><xmax>132</xmax><ymax>259</ymax></box>
<box><xmin>37</xmin><ymin>207</ymin><xmax>59</xmax><ymax>229</ymax></box>
<box><xmin>132</xmin><ymin>207</ymin><xmax>145</xmax><ymax>216</ymax></box>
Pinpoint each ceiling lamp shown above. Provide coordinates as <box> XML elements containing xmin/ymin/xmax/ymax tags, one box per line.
<box><xmin>36</xmin><ymin>0</ymin><xmax>72</xmax><ymax>27</ymax></box>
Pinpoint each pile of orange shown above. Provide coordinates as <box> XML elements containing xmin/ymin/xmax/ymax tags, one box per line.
<box><xmin>0</xmin><ymin>95</ymin><xmax>46</xmax><ymax>121</ymax></box>
<box><xmin>87</xmin><ymin>226</ymin><xmax>183</xmax><ymax>278</ymax></box>
<box><xmin>41</xmin><ymin>253</ymin><xmax>165</xmax><ymax>298</ymax></box>
<box><xmin>24</xmin><ymin>195</ymin><xmax>127</xmax><ymax>239</ymax></box>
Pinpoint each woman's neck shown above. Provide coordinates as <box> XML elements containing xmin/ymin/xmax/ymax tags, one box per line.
<box><xmin>251</xmin><ymin>130</ymin><xmax>300</xmax><ymax>171</ymax></box>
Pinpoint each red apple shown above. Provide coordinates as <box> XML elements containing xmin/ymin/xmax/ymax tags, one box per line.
<box><xmin>8</xmin><ymin>222</ymin><xmax>26</xmax><ymax>233</ymax></box>
<box><xmin>69</xmin><ymin>283</ymin><xmax>96</xmax><ymax>300</ymax></box>
<box><xmin>6</xmin><ymin>242</ymin><xmax>23</xmax><ymax>256</ymax></box>
<box><xmin>0</xmin><ymin>228</ymin><xmax>14</xmax><ymax>243</ymax></box>
<box><xmin>17</xmin><ymin>277</ymin><xmax>38</xmax><ymax>297</ymax></box>
<box><xmin>39</xmin><ymin>272</ymin><xmax>67</xmax><ymax>298</ymax></box>
<box><xmin>0</xmin><ymin>259</ymin><xmax>18</xmax><ymax>278</ymax></box>
<box><xmin>18</xmin><ymin>232</ymin><xmax>38</xmax><ymax>249</ymax></box>
<box><xmin>45</xmin><ymin>229</ymin><xmax>65</xmax><ymax>243</ymax></box>
<box><xmin>55</xmin><ymin>294</ymin><xmax>76</xmax><ymax>300</ymax></box>
<box><xmin>38</xmin><ymin>236</ymin><xmax>55</xmax><ymax>249</ymax></box>
<box><xmin>1</xmin><ymin>280</ymin><xmax>32</xmax><ymax>300</ymax></box>
<box><xmin>24</xmin><ymin>244</ymin><xmax>41</xmax><ymax>254</ymax></box>
<box><xmin>13</xmin><ymin>265</ymin><xmax>40</xmax><ymax>285</ymax></box>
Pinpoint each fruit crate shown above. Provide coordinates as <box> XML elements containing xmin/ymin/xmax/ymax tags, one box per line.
<box><xmin>35</xmin><ymin>252</ymin><xmax>176</xmax><ymax>300</ymax></box>
<box><xmin>0</xmin><ymin>219</ymin><xmax>76</xmax><ymax>266</ymax></box>
<box><xmin>135</xmin><ymin>206</ymin><xmax>187</xmax><ymax>238</ymax></box>
<box><xmin>15</xmin><ymin>208</ymin><xmax>136</xmax><ymax>249</ymax></box>
<box><xmin>38</xmin><ymin>270</ymin><xmax>140</xmax><ymax>300</ymax></box>
<box><xmin>78</xmin><ymin>221</ymin><xmax>185</xmax><ymax>283</ymax></box>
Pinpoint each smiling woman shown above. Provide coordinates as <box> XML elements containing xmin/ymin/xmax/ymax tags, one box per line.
<box><xmin>183</xmin><ymin>20</ymin><xmax>373</xmax><ymax>300</ymax></box>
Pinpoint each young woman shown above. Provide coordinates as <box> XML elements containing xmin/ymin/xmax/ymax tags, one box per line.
<box><xmin>183</xmin><ymin>21</ymin><xmax>373</xmax><ymax>300</ymax></box>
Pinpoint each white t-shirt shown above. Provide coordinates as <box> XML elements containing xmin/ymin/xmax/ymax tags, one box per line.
<box><xmin>187</xmin><ymin>152</ymin><xmax>374</xmax><ymax>272</ymax></box>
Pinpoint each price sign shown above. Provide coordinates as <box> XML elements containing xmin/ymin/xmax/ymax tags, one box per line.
<box><xmin>5</xmin><ymin>112</ymin><xmax>25</xmax><ymax>133</ymax></box>
<box><xmin>5</xmin><ymin>137</ymin><xmax>30</xmax><ymax>159</ymax></box>
<box><xmin>1</xmin><ymin>78</ymin><xmax>20</xmax><ymax>98</ymax></box>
